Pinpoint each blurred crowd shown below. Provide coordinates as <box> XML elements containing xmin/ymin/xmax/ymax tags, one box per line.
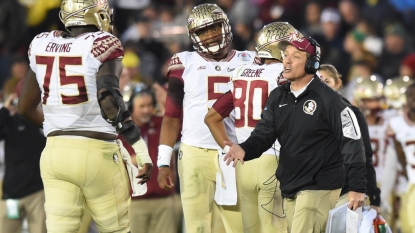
<box><xmin>1</xmin><ymin>0</ymin><xmax>415</xmax><ymax>94</ymax></box>
<box><xmin>1</xmin><ymin>0</ymin><xmax>415</xmax><ymax>232</ymax></box>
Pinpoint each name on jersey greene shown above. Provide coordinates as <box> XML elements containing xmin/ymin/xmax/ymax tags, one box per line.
<box><xmin>240</xmin><ymin>68</ymin><xmax>265</xmax><ymax>77</ymax></box>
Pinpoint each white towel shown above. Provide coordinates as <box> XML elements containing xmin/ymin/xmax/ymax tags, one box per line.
<box><xmin>117</xmin><ymin>139</ymin><xmax>147</xmax><ymax>197</ymax></box>
<box><xmin>214</xmin><ymin>148</ymin><xmax>237</xmax><ymax>205</ymax></box>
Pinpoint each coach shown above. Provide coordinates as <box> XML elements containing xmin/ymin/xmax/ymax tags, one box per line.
<box><xmin>223</xmin><ymin>37</ymin><xmax>367</xmax><ymax>232</ymax></box>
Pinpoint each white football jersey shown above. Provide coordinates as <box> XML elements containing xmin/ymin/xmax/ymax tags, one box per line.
<box><xmin>389</xmin><ymin>113</ymin><xmax>415</xmax><ymax>184</ymax></box>
<box><xmin>28</xmin><ymin>31</ymin><xmax>123</xmax><ymax>136</ymax></box>
<box><xmin>229</xmin><ymin>63</ymin><xmax>283</xmax><ymax>155</ymax></box>
<box><xmin>368</xmin><ymin>120</ymin><xmax>389</xmax><ymax>183</ymax></box>
<box><xmin>167</xmin><ymin>50</ymin><xmax>257</xmax><ymax>149</ymax></box>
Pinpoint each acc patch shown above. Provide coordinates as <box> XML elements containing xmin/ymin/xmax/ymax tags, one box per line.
<box><xmin>341</xmin><ymin>107</ymin><xmax>361</xmax><ymax>140</ymax></box>
<box><xmin>238</xmin><ymin>52</ymin><xmax>251</xmax><ymax>62</ymax></box>
<box><xmin>303</xmin><ymin>100</ymin><xmax>317</xmax><ymax>115</ymax></box>
<box><xmin>179</xmin><ymin>150</ymin><xmax>183</xmax><ymax>160</ymax></box>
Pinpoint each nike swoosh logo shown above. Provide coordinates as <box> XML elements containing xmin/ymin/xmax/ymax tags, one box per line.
<box><xmin>227</xmin><ymin>68</ymin><xmax>235</xmax><ymax>72</ymax></box>
<box><xmin>279</xmin><ymin>104</ymin><xmax>288</xmax><ymax>107</ymax></box>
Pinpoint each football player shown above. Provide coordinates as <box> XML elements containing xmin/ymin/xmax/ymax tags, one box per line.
<box><xmin>387</xmin><ymin>83</ymin><xmax>415</xmax><ymax>233</ymax></box>
<box><xmin>17</xmin><ymin>1</ymin><xmax>152</xmax><ymax>232</ymax></box>
<box><xmin>156</xmin><ymin>4</ymin><xmax>258</xmax><ymax>233</ymax></box>
<box><xmin>204</xmin><ymin>22</ymin><xmax>301</xmax><ymax>233</ymax></box>
<box><xmin>353</xmin><ymin>77</ymin><xmax>388</xmax><ymax>185</ymax></box>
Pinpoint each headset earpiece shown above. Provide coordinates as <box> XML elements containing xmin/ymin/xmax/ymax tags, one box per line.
<box><xmin>304</xmin><ymin>37</ymin><xmax>321</xmax><ymax>74</ymax></box>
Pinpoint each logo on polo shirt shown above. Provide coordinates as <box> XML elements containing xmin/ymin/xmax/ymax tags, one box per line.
<box><xmin>303</xmin><ymin>100</ymin><xmax>317</xmax><ymax>115</ymax></box>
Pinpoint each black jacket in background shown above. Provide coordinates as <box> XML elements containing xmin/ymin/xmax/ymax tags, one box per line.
<box><xmin>341</xmin><ymin>106</ymin><xmax>381</xmax><ymax>206</ymax></box>
<box><xmin>240</xmin><ymin>77</ymin><xmax>367</xmax><ymax>198</ymax></box>
<box><xmin>0</xmin><ymin>107</ymin><xmax>45</xmax><ymax>199</ymax></box>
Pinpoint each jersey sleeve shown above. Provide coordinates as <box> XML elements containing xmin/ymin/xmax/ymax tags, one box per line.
<box><xmin>91</xmin><ymin>34</ymin><xmax>124</xmax><ymax>63</ymax></box>
<box><xmin>212</xmin><ymin>91</ymin><xmax>234</xmax><ymax>118</ymax></box>
<box><xmin>167</xmin><ymin>54</ymin><xmax>185</xmax><ymax>82</ymax></box>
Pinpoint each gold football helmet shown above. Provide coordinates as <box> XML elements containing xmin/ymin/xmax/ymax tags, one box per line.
<box><xmin>384</xmin><ymin>76</ymin><xmax>414</xmax><ymax>109</ymax></box>
<box><xmin>353</xmin><ymin>76</ymin><xmax>384</xmax><ymax>103</ymax></box>
<box><xmin>187</xmin><ymin>4</ymin><xmax>232</xmax><ymax>54</ymax></box>
<box><xmin>256</xmin><ymin>22</ymin><xmax>303</xmax><ymax>61</ymax></box>
<box><xmin>59</xmin><ymin>0</ymin><xmax>113</xmax><ymax>33</ymax></box>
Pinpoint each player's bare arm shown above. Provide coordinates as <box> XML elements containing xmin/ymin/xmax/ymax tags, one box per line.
<box><xmin>97</xmin><ymin>59</ymin><xmax>153</xmax><ymax>184</ymax></box>
<box><xmin>157</xmin><ymin>77</ymin><xmax>184</xmax><ymax>190</ymax></box>
<box><xmin>18</xmin><ymin>69</ymin><xmax>43</xmax><ymax>127</ymax></box>
<box><xmin>157</xmin><ymin>116</ymin><xmax>181</xmax><ymax>190</ymax></box>
<box><xmin>205</xmin><ymin>107</ymin><xmax>229</xmax><ymax>149</ymax></box>
<box><xmin>393</xmin><ymin>133</ymin><xmax>408</xmax><ymax>180</ymax></box>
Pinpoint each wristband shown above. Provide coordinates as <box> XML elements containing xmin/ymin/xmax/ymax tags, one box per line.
<box><xmin>157</xmin><ymin>145</ymin><xmax>173</xmax><ymax>168</ymax></box>
<box><xmin>223</xmin><ymin>145</ymin><xmax>230</xmax><ymax>154</ymax></box>
<box><xmin>131</xmin><ymin>138</ymin><xmax>152</xmax><ymax>166</ymax></box>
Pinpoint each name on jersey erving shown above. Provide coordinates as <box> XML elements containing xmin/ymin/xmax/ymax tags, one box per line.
<box><xmin>240</xmin><ymin>68</ymin><xmax>265</xmax><ymax>77</ymax></box>
<box><xmin>45</xmin><ymin>42</ymin><xmax>72</xmax><ymax>53</ymax></box>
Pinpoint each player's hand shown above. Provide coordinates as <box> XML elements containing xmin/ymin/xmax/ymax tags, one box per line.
<box><xmin>347</xmin><ymin>191</ymin><xmax>365</xmax><ymax>210</ymax></box>
<box><xmin>137</xmin><ymin>163</ymin><xmax>152</xmax><ymax>185</ymax></box>
<box><xmin>223</xmin><ymin>141</ymin><xmax>245</xmax><ymax>167</ymax></box>
<box><xmin>157</xmin><ymin>167</ymin><xmax>174</xmax><ymax>190</ymax></box>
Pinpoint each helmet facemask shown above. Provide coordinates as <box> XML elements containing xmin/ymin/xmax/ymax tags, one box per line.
<box><xmin>190</xmin><ymin>22</ymin><xmax>231</xmax><ymax>55</ymax></box>
<box><xmin>187</xmin><ymin>4</ymin><xmax>232</xmax><ymax>56</ymax></box>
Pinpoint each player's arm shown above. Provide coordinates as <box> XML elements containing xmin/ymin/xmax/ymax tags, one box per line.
<box><xmin>97</xmin><ymin>59</ymin><xmax>152</xmax><ymax>184</ymax></box>
<box><xmin>158</xmin><ymin>77</ymin><xmax>184</xmax><ymax>190</ymax></box>
<box><xmin>227</xmin><ymin>89</ymin><xmax>279</xmax><ymax>166</ymax></box>
<box><xmin>18</xmin><ymin>69</ymin><xmax>43</xmax><ymax>127</ymax></box>
<box><xmin>388</xmin><ymin>124</ymin><xmax>408</xmax><ymax>179</ymax></box>
<box><xmin>204</xmin><ymin>91</ymin><xmax>234</xmax><ymax>149</ymax></box>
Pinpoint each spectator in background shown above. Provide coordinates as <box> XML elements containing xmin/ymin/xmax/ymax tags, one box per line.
<box><xmin>0</xmin><ymin>83</ymin><xmax>46</xmax><ymax>233</ymax></box>
<box><xmin>113</xmin><ymin>0</ymin><xmax>150</xmax><ymax>36</ymax></box>
<box><xmin>318</xmin><ymin>7</ymin><xmax>348</xmax><ymax>81</ymax></box>
<box><xmin>400</xmin><ymin>53</ymin><xmax>415</xmax><ymax>79</ymax></box>
<box><xmin>126</xmin><ymin>87</ymin><xmax>179</xmax><ymax>233</ymax></box>
<box><xmin>378</xmin><ymin>23</ymin><xmax>411</xmax><ymax>80</ymax></box>
<box><xmin>122</xmin><ymin>50</ymin><xmax>141</xmax><ymax>83</ymax></box>
<box><xmin>0</xmin><ymin>0</ymin><xmax>27</xmax><ymax>89</ymax></box>
<box><xmin>300</xmin><ymin>1</ymin><xmax>323</xmax><ymax>38</ymax></box>
<box><xmin>122</xmin><ymin>16</ymin><xmax>171</xmax><ymax>84</ymax></box>
<box><xmin>2</xmin><ymin>55</ymin><xmax>28</xmax><ymax>97</ymax></box>
<box><xmin>338</xmin><ymin>0</ymin><xmax>361</xmax><ymax>35</ymax></box>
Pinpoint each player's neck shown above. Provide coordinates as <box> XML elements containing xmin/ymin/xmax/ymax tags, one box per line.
<box><xmin>69</xmin><ymin>26</ymin><xmax>99</xmax><ymax>37</ymax></box>
<box><xmin>209</xmin><ymin>49</ymin><xmax>228</xmax><ymax>61</ymax></box>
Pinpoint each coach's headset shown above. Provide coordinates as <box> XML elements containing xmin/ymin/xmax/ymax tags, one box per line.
<box><xmin>127</xmin><ymin>85</ymin><xmax>157</xmax><ymax>113</ymax></box>
<box><xmin>304</xmin><ymin>36</ymin><xmax>321</xmax><ymax>75</ymax></box>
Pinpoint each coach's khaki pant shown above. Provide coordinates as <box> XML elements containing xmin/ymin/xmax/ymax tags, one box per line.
<box><xmin>41</xmin><ymin>136</ymin><xmax>131</xmax><ymax>233</ymax></box>
<box><xmin>178</xmin><ymin>143</ymin><xmax>243</xmax><ymax>233</ymax></box>
<box><xmin>130</xmin><ymin>195</ymin><xmax>177</xmax><ymax>233</ymax></box>
<box><xmin>285</xmin><ymin>189</ymin><xmax>341</xmax><ymax>233</ymax></box>
<box><xmin>0</xmin><ymin>190</ymin><xmax>46</xmax><ymax>233</ymax></box>
<box><xmin>238</xmin><ymin>155</ymin><xmax>287</xmax><ymax>233</ymax></box>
